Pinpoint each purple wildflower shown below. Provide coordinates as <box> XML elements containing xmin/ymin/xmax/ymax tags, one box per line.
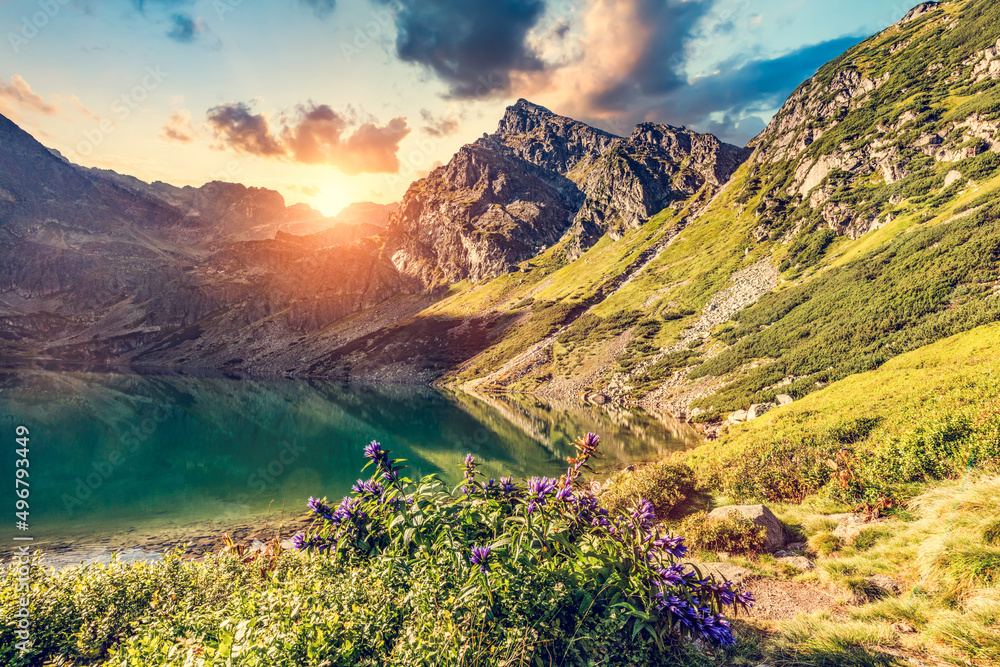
<box><xmin>469</xmin><ymin>545</ymin><xmax>491</xmax><ymax>574</ymax></box>
<box><xmin>526</xmin><ymin>477</ymin><xmax>557</xmax><ymax>514</ymax></box>
<box><xmin>631</xmin><ymin>499</ymin><xmax>656</xmax><ymax>531</ymax></box>
<box><xmin>555</xmin><ymin>485</ymin><xmax>574</xmax><ymax>502</ymax></box>
<box><xmin>461</xmin><ymin>454</ymin><xmax>480</xmax><ymax>496</ymax></box>
<box><xmin>307</xmin><ymin>497</ymin><xmax>333</xmax><ymax>520</ymax></box>
<box><xmin>653</xmin><ymin>564</ymin><xmax>687</xmax><ymax>588</ymax></box>
<box><xmin>351</xmin><ymin>479</ymin><xmax>384</xmax><ymax>498</ymax></box>
<box><xmin>336</xmin><ymin>496</ymin><xmax>365</xmax><ymax>521</ymax></box>
<box><xmin>652</xmin><ymin>535</ymin><xmax>689</xmax><ymax>559</ymax></box>
<box><xmin>499</xmin><ymin>477</ymin><xmax>517</xmax><ymax>496</ymax></box>
<box><xmin>291</xmin><ymin>532</ymin><xmax>337</xmax><ymax>552</ymax></box>
<box><xmin>734</xmin><ymin>589</ymin><xmax>755</xmax><ymax>608</ymax></box>
<box><xmin>364</xmin><ymin>441</ymin><xmax>391</xmax><ymax>471</ymax></box>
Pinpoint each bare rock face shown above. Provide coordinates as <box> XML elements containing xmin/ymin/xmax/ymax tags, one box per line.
<box><xmin>1</xmin><ymin>98</ymin><xmax>750</xmax><ymax>374</ymax></box>
<box><xmin>494</xmin><ymin>99</ymin><xmax>620</xmax><ymax>174</ymax></box>
<box><xmin>901</xmin><ymin>2</ymin><xmax>939</xmax><ymax>24</ymax></box>
<box><xmin>382</xmin><ymin>136</ymin><xmax>584</xmax><ymax>290</ymax></box>
<box><xmin>385</xmin><ymin>99</ymin><xmax>751</xmax><ymax>288</ymax></box>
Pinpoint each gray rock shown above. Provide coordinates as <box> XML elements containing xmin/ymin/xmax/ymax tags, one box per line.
<box><xmin>830</xmin><ymin>513</ymin><xmax>885</xmax><ymax>545</ymax></box>
<box><xmin>776</xmin><ymin>394</ymin><xmax>794</xmax><ymax>406</ymax></box>
<box><xmin>708</xmin><ymin>505</ymin><xmax>789</xmax><ymax>552</ymax></box>
<box><xmin>729</xmin><ymin>409</ymin><xmax>749</xmax><ymax>424</ymax></box>
<box><xmin>777</xmin><ymin>555</ymin><xmax>816</xmax><ymax>571</ymax></box>
<box><xmin>747</xmin><ymin>402</ymin><xmax>776</xmax><ymax>420</ymax></box>
<box><xmin>866</xmin><ymin>574</ymin><xmax>902</xmax><ymax>596</ymax></box>
<box><xmin>901</xmin><ymin>2</ymin><xmax>939</xmax><ymax>24</ymax></box>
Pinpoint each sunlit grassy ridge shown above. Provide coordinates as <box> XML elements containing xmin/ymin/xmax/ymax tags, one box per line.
<box><xmin>686</xmin><ymin>321</ymin><xmax>1000</xmax><ymax>504</ymax></box>
<box><xmin>405</xmin><ymin>0</ymin><xmax>1000</xmax><ymax>417</ymax></box>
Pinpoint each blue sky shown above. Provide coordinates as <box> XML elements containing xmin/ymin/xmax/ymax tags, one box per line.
<box><xmin>0</xmin><ymin>0</ymin><xmax>913</xmax><ymax>214</ymax></box>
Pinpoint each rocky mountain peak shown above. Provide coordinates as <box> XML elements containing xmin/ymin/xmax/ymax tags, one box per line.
<box><xmin>0</xmin><ymin>112</ymin><xmax>92</xmax><ymax>204</ymax></box>
<box><xmin>901</xmin><ymin>1</ymin><xmax>939</xmax><ymax>24</ymax></box>
<box><xmin>493</xmin><ymin>99</ymin><xmax>620</xmax><ymax>174</ymax></box>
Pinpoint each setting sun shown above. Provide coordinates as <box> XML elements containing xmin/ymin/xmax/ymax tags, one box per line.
<box><xmin>309</xmin><ymin>185</ymin><xmax>352</xmax><ymax>218</ymax></box>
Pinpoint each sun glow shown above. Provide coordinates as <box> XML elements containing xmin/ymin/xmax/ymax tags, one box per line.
<box><xmin>310</xmin><ymin>186</ymin><xmax>352</xmax><ymax>218</ymax></box>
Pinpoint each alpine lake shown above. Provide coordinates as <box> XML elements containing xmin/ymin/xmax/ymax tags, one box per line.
<box><xmin>0</xmin><ymin>364</ymin><xmax>699</xmax><ymax>567</ymax></box>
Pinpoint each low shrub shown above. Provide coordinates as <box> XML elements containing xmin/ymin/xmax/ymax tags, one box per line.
<box><xmin>852</xmin><ymin>528</ymin><xmax>891</xmax><ymax>552</ymax></box>
<box><xmin>1</xmin><ymin>436</ymin><xmax>756</xmax><ymax>666</ymax></box>
<box><xmin>678</xmin><ymin>511</ymin><xmax>767</xmax><ymax>556</ymax></box>
<box><xmin>808</xmin><ymin>532</ymin><xmax>843</xmax><ymax>557</ymax></box>
<box><xmin>600</xmin><ymin>462</ymin><xmax>697</xmax><ymax>520</ymax></box>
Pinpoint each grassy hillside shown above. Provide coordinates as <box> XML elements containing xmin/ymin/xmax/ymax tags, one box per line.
<box><xmin>668</xmin><ymin>322</ymin><xmax>1000</xmax><ymax>666</ymax></box>
<box><xmin>410</xmin><ymin>0</ymin><xmax>1000</xmax><ymax>426</ymax></box>
<box><xmin>686</xmin><ymin>320</ymin><xmax>1000</xmax><ymax>505</ymax></box>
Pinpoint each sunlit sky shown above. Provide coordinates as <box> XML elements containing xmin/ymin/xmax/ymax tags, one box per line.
<box><xmin>0</xmin><ymin>0</ymin><xmax>911</xmax><ymax>215</ymax></box>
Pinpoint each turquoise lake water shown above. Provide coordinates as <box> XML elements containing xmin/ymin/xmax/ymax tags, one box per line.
<box><xmin>0</xmin><ymin>366</ymin><xmax>698</xmax><ymax>550</ymax></box>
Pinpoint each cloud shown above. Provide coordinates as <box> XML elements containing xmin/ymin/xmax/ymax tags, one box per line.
<box><xmin>503</xmin><ymin>0</ymin><xmax>866</xmax><ymax>146</ymax></box>
<box><xmin>167</xmin><ymin>12</ymin><xmax>202</xmax><ymax>42</ymax></box>
<box><xmin>420</xmin><ymin>108</ymin><xmax>459</xmax><ymax>137</ymax></box>
<box><xmin>207</xmin><ymin>102</ymin><xmax>285</xmax><ymax>156</ymax></box>
<box><xmin>370</xmin><ymin>0</ymin><xmax>866</xmax><ymax>146</ymax></box>
<box><xmin>206</xmin><ymin>102</ymin><xmax>411</xmax><ymax>175</ymax></box>
<box><xmin>160</xmin><ymin>109</ymin><xmax>196</xmax><ymax>143</ymax></box>
<box><xmin>0</xmin><ymin>75</ymin><xmax>59</xmax><ymax>120</ymax></box>
<box><xmin>292</xmin><ymin>184</ymin><xmax>321</xmax><ymax>197</ymax></box>
<box><xmin>644</xmin><ymin>35</ymin><xmax>866</xmax><ymax>144</ymax></box>
<box><xmin>375</xmin><ymin>0</ymin><xmax>547</xmax><ymax>98</ymax></box>
<box><xmin>511</xmin><ymin>0</ymin><xmax>710</xmax><ymax>123</ymax></box>
<box><xmin>300</xmin><ymin>0</ymin><xmax>336</xmax><ymax>18</ymax></box>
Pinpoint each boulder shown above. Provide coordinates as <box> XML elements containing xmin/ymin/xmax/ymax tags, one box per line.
<box><xmin>708</xmin><ymin>505</ymin><xmax>789</xmax><ymax>552</ymax></box>
<box><xmin>728</xmin><ymin>409</ymin><xmax>748</xmax><ymax>424</ymax></box>
<box><xmin>747</xmin><ymin>402</ymin><xmax>776</xmax><ymax>420</ymax></box>
<box><xmin>691</xmin><ymin>407</ymin><xmax>706</xmax><ymax>418</ymax></box>
<box><xmin>830</xmin><ymin>513</ymin><xmax>885</xmax><ymax>545</ymax></box>
<box><xmin>776</xmin><ymin>394</ymin><xmax>794</xmax><ymax>406</ymax></box>
<box><xmin>777</xmin><ymin>555</ymin><xmax>816</xmax><ymax>572</ymax></box>
<box><xmin>866</xmin><ymin>574</ymin><xmax>902</xmax><ymax>596</ymax></box>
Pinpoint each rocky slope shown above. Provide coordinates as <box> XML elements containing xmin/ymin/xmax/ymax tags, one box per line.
<box><xmin>385</xmin><ymin>99</ymin><xmax>750</xmax><ymax>290</ymax></box>
<box><xmin>0</xmin><ymin>99</ymin><xmax>747</xmax><ymax>374</ymax></box>
<box><xmin>0</xmin><ymin>114</ymin><xmax>403</xmax><ymax>366</ymax></box>
<box><xmin>11</xmin><ymin>0</ymin><xmax>997</xmax><ymax>402</ymax></box>
<box><xmin>407</xmin><ymin>0</ymin><xmax>1000</xmax><ymax>433</ymax></box>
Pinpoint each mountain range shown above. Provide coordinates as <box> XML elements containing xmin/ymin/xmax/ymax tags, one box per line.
<box><xmin>4</xmin><ymin>0</ymin><xmax>1000</xmax><ymax>432</ymax></box>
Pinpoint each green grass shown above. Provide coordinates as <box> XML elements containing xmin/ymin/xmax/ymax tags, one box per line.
<box><xmin>686</xmin><ymin>321</ymin><xmax>1000</xmax><ymax>504</ymax></box>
